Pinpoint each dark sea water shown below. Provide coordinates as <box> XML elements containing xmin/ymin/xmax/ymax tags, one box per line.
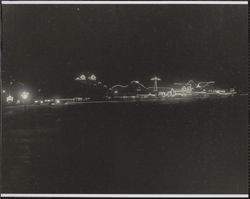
<box><xmin>2</xmin><ymin>96</ymin><xmax>248</xmax><ymax>194</ymax></box>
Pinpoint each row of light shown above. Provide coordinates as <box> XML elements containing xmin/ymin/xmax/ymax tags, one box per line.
<box><xmin>34</xmin><ymin>99</ymin><xmax>61</xmax><ymax>104</ymax></box>
<box><xmin>5</xmin><ymin>91</ymin><xmax>30</xmax><ymax>103</ymax></box>
<box><xmin>75</xmin><ymin>74</ymin><xmax>97</xmax><ymax>81</ymax></box>
<box><xmin>4</xmin><ymin>91</ymin><xmax>61</xmax><ymax>105</ymax></box>
<box><xmin>4</xmin><ymin>74</ymin><xmax>97</xmax><ymax>104</ymax></box>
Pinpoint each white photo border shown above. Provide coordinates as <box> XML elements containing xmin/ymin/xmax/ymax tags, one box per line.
<box><xmin>1</xmin><ymin>0</ymin><xmax>248</xmax><ymax>198</ymax></box>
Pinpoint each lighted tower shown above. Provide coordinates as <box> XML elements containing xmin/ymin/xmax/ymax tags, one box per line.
<box><xmin>150</xmin><ymin>76</ymin><xmax>161</xmax><ymax>92</ymax></box>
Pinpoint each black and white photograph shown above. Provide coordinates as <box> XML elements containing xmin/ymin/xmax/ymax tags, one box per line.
<box><xmin>0</xmin><ymin>0</ymin><xmax>248</xmax><ymax>197</ymax></box>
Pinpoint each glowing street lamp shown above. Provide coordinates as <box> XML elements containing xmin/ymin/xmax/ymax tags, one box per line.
<box><xmin>20</xmin><ymin>91</ymin><xmax>30</xmax><ymax>101</ymax></box>
<box><xmin>2</xmin><ymin>89</ymin><xmax>6</xmax><ymax>94</ymax></box>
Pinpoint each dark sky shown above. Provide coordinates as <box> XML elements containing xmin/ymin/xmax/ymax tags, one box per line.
<box><xmin>2</xmin><ymin>5</ymin><xmax>248</xmax><ymax>96</ymax></box>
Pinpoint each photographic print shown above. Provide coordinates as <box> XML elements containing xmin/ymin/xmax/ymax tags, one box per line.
<box><xmin>1</xmin><ymin>1</ymin><xmax>248</xmax><ymax>197</ymax></box>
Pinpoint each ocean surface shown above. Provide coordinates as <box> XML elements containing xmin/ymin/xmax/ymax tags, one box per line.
<box><xmin>2</xmin><ymin>96</ymin><xmax>248</xmax><ymax>193</ymax></box>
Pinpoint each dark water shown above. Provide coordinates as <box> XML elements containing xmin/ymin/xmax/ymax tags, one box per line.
<box><xmin>2</xmin><ymin>97</ymin><xmax>248</xmax><ymax>193</ymax></box>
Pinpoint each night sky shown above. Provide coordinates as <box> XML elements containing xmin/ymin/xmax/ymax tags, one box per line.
<box><xmin>2</xmin><ymin>5</ymin><xmax>248</xmax><ymax>97</ymax></box>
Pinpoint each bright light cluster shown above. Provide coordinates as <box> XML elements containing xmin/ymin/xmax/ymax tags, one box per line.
<box><xmin>75</xmin><ymin>74</ymin><xmax>96</xmax><ymax>81</ymax></box>
<box><xmin>20</xmin><ymin>91</ymin><xmax>30</xmax><ymax>100</ymax></box>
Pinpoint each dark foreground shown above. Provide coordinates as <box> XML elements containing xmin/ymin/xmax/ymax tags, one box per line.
<box><xmin>2</xmin><ymin>96</ymin><xmax>248</xmax><ymax>193</ymax></box>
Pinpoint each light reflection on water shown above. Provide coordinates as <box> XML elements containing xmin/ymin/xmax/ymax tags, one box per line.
<box><xmin>2</xmin><ymin>96</ymin><xmax>248</xmax><ymax>194</ymax></box>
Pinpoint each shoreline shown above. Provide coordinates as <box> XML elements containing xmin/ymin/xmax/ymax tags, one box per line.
<box><xmin>2</xmin><ymin>94</ymin><xmax>245</xmax><ymax>110</ymax></box>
